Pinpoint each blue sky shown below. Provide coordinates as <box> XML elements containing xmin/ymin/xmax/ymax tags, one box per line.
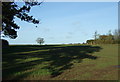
<box><xmin>3</xmin><ymin>2</ymin><xmax>118</xmax><ymax>44</ymax></box>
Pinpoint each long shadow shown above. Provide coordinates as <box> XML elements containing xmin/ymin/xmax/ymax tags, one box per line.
<box><xmin>2</xmin><ymin>45</ymin><xmax>62</xmax><ymax>54</ymax></box>
<box><xmin>2</xmin><ymin>45</ymin><xmax>102</xmax><ymax>80</ymax></box>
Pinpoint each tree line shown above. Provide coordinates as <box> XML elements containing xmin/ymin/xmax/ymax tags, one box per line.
<box><xmin>86</xmin><ymin>29</ymin><xmax>120</xmax><ymax>44</ymax></box>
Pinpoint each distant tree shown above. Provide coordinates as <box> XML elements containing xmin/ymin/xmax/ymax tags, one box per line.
<box><xmin>113</xmin><ymin>29</ymin><xmax>120</xmax><ymax>43</ymax></box>
<box><xmin>2</xmin><ymin>1</ymin><xmax>42</xmax><ymax>39</ymax></box>
<box><xmin>94</xmin><ymin>31</ymin><xmax>97</xmax><ymax>40</ymax></box>
<box><xmin>108</xmin><ymin>30</ymin><xmax>112</xmax><ymax>35</ymax></box>
<box><xmin>113</xmin><ymin>29</ymin><xmax>119</xmax><ymax>40</ymax></box>
<box><xmin>99</xmin><ymin>35</ymin><xmax>108</xmax><ymax>40</ymax></box>
<box><xmin>86</xmin><ymin>29</ymin><xmax>120</xmax><ymax>44</ymax></box>
<box><xmin>94</xmin><ymin>31</ymin><xmax>99</xmax><ymax>44</ymax></box>
<box><xmin>36</xmin><ymin>37</ymin><xmax>44</xmax><ymax>45</ymax></box>
<box><xmin>86</xmin><ymin>39</ymin><xmax>95</xmax><ymax>45</ymax></box>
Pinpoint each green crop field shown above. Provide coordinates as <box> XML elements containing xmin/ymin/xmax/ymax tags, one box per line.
<box><xmin>2</xmin><ymin>44</ymin><xmax>119</xmax><ymax>80</ymax></box>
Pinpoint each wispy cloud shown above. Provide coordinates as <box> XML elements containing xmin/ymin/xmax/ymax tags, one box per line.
<box><xmin>68</xmin><ymin>32</ymin><xmax>74</xmax><ymax>35</ymax></box>
<box><xmin>72</xmin><ymin>21</ymin><xmax>81</xmax><ymax>26</ymax></box>
<box><xmin>66</xmin><ymin>36</ymin><xmax>72</xmax><ymax>39</ymax></box>
<box><xmin>40</xmin><ymin>27</ymin><xmax>50</xmax><ymax>32</ymax></box>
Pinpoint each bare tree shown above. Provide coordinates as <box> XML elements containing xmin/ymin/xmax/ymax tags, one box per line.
<box><xmin>113</xmin><ymin>29</ymin><xmax>120</xmax><ymax>43</ymax></box>
<box><xmin>94</xmin><ymin>31</ymin><xmax>99</xmax><ymax>44</ymax></box>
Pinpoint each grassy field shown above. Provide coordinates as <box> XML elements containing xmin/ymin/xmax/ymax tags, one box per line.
<box><xmin>2</xmin><ymin>44</ymin><xmax>119</xmax><ymax>80</ymax></box>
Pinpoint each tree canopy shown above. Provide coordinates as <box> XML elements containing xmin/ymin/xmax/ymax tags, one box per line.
<box><xmin>36</xmin><ymin>37</ymin><xmax>44</xmax><ymax>45</ymax></box>
<box><xmin>2</xmin><ymin>1</ymin><xmax>42</xmax><ymax>39</ymax></box>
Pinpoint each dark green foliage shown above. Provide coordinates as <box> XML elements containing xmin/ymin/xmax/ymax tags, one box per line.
<box><xmin>1</xmin><ymin>39</ymin><xmax>9</xmax><ymax>48</ymax></box>
<box><xmin>2</xmin><ymin>1</ymin><xmax>41</xmax><ymax>39</ymax></box>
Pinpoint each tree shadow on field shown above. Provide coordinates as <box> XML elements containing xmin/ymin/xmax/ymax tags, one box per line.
<box><xmin>2</xmin><ymin>45</ymin><xmax>102</xmax><ymax>80</ymax></box>
<box><xmin>40</xmin><ymin>45</ymin><xmax>102</xmax><ymax>77</ymax></box>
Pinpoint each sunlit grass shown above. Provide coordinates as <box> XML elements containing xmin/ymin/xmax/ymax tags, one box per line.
<box><xmin>2</xmin><ymin>44</ymin><xmax>118</xmax><ymax>80</ymax></box>
<box><xmin>12</xmin><ymin>49</ymin><xmax>50</xmax><ymax>55</ymax></box>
